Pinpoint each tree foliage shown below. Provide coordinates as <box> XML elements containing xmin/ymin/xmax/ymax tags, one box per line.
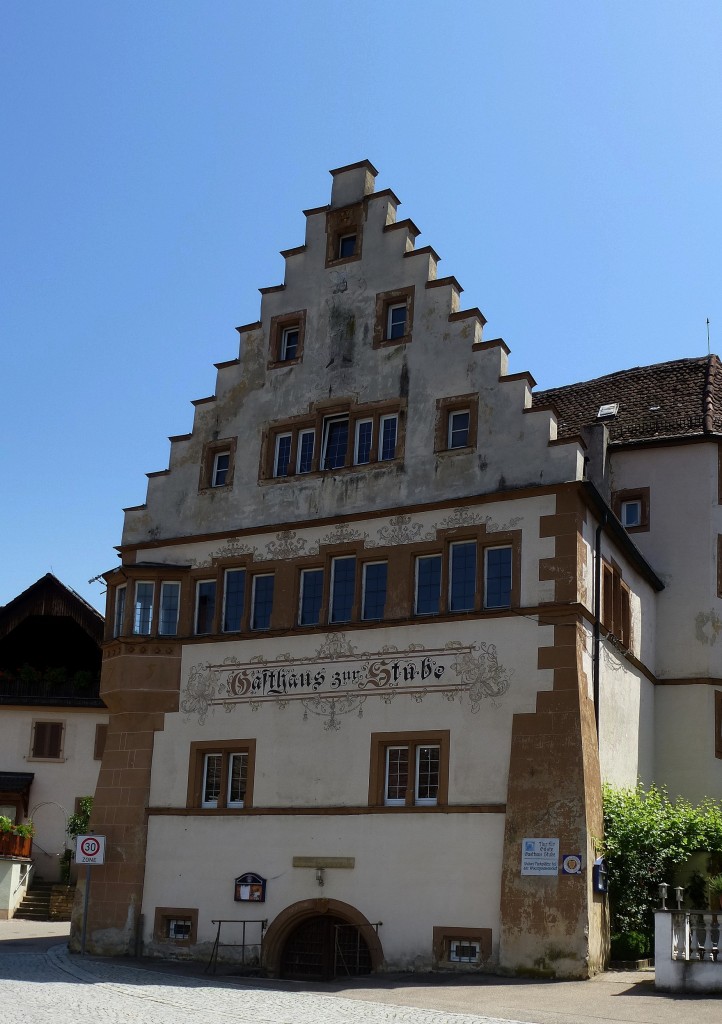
<box><xmin>66</xmin><ymin>796</ymin><xmax>93</xmax><ymax>840</ymax></box>
<box><xmin>602</xmin><ymin>784</ymin><xmax>722</xmax><ymax>939</ymax></box>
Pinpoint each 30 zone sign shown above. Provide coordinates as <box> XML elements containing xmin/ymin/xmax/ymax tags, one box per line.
<box><xmin>76</xmin><ymin>834</ymin><xmax>106</xmax><ymax>865</ymax></box>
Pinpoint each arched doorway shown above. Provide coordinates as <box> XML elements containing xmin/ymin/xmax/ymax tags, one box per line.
<box><xmin>263</xmin><ymin>898</ymin><xmax>383</xmax><ymax>979</ymax></box>
<box><xmin>281</xmin><ymin>914</ymin><xmax>371</xmax><ymax>980</ymax></box>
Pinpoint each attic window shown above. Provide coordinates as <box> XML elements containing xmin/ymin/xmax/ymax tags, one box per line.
<box><xmin>597</xmin><ymin>403</ymin><xmax>619</xmax><ymax>419</ymax></box>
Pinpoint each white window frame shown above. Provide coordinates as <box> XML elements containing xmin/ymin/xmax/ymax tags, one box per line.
<box><xmin>280</xmin><ymin>325</ymin><xmax>299</xmax><ymax>361</ymax></box>
<box><xmin>354</xmin><ymin>418</ymin><xmax>373</xmax><ymax>465</ymax></box>
<box><xmin>167</xmin><ymin>918</ymin><xmax>193</xmax><ymax>941</ymax></box>
<box><xmin>384</xmin><ymin>746</ymin><xmax>409</xmax><ymax>806</ymax></box>
<box><xmin>448</xmin><ymin>409</ymin><xmax>470</xmax><ymax>449</ymax></box>
<box><xmin>361</xmin><ymin>561</ymin><xmax>387</xmax><ymax>621</ymax></box>
<box><xmin>414</xmin><ymin>554</ymin><xmax>442</xmax><ymax>615</ymax></box>
<box><xmin>449</xmin><ymin>939</ymin><xmax>481</xmax><ymax>963</ymax></box>
<box><xmin>296</xmin><ymin>429</ymin><xmax>315</xmax><ymax>474</ymax></box>
<box><xmin>133</xmin><ymin>581</ymin><xmax>154</xmax><ymax>636</ymax></box>
<box><xmin>222</xmin><ymin>568</ymin><xmax>246</xmax><ymax>633</ymax></box>
<box><xmin>329</xmin><ymin>555</ymin><xmax>356</xmax><ymax>624</ymax></box>
<box><xmin>195</xmin><ymin>579</ymin><xmax>216</xmax><ymax>635</ymax></box>
<box><xmin>273</xmin><ymin>432</ymin><xmax>293</xmax><ymax>478</ymax></box>
<box><xmin>321</xmin><ymin>415</ymin><xmax>350</xmax><ymax>470</ymax></box>
<box><xmin>378</xmin><ymin>413</ymin><xmax>398</xmax><ymax>461</ymax></box>
<box><xmin>113</xmin><ymin>584</ymin><xmax>126</xmax><ymax>637</ymax></box>
<box><xmin>448</xmin><ymin>540</ymin><xmax>477</xmax><ymax>613</ymax></box>
<box><xmin>211</xmin><ymin>450</ymin><xmax>230</xmax><ymax>487</ymax></box>
<box><xmin>414</xmin><ymin>744</ymin><xmax>440</xmax><ymax>806</ymax></box>
<box><xmin>621</xmin><ymin>499</ymin><xmax>642</xmax><ymax>528</ymax></box>
<box><xmin>226</xmin><ymin>752</ymin><xmax>248</xmax><ymax>808</ymax></box>
<box><xmin>159</xmin><ymin>581</ymin><xmax>181</xmax><ymax>636</ymax></box>
<box><xmin>299</xmin><ymin>568</ymin><xmax>324</xmax><ymax>626</ymax></box>
<box><xmin>250</xmin><ymin>573</ymin><xmax>274</xmax><ymax>631</ymax></box>
<box><xmin>338</xmin><ymin>233</ymin><xmax>356</xmax><ymax>259</ymax></box>
<box><xmin>201</xmin><ymin>752</ymin><xmax>221</xmax><ymax>808</ymax></box>
<box><xmin>386</xmin><ymin>302</ymin><xmax>407</xmax><ymax>340</ymax></box>
<box><xmin>483</xmin><ymin>545</ymin><xmax>512</xmax><ymax>609</ymax></box>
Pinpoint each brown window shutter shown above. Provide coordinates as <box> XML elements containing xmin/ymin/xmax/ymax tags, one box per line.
<box><xmin>94</xmin><ymin>724</ymin><xmax>108</xmax><ymax>760</ymax></box>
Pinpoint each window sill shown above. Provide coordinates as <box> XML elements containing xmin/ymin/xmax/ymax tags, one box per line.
<box><xmin>261</xmin><ymin>458</ymin><xmax>403</xmax><ymax>483</ymax></box>
<box><xmin>26</xmin><ymin>756</ymin><xmax>66</xmax><ymax>763</ymax></box>
<box><xmin>267</xmin><ymin>357</ymin><xmax>302</xmax><ymax>370</ymax></box>
<box><xmin>435</xmin><ymin>445</ymin><xmax>475</xmax><ymax>456</ymax></box>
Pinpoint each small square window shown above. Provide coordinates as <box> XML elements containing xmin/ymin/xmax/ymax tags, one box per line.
<box><xmin>154</xmin><ymin>907</ymin><xmax>199</xmax><ymax>946</ymax></box>
<box><xmin>621</xmin><ymin>499</ymin><xmax>642</xmax><ymax>528</ymax></box>
<box><xmin>338</xmin><ymin>233</ymin><xmax>356</xmax><ymax>259</ymax></box>
<box><xmin>612</xmin><ymin>488</ymin><xmax>649</xmax><ymax>532</ymax></box>
<box><xmin>269</xmin><ymin>310</ymin><xmax>306</xmax><ymax>366</ymax></box>
<box><xmin>435</xmin><ymin>395</ymin><xmax>478</xmax><ymax>453</ymax></box>
<box><xmin>449</xmin><ymin>939</ymin><xmax>481</xmax><ymax>963</ymax></box>
<box><xmin>200</xmin><ymin>438</ymin><xmax>236</xmax><ymax>492</ymax></box>
<box><xmin>212</xmin><ymin>452</ymin><xmax>230</xmax><ymax>487</ymax></box>
<box><xmin>374</xmin><ymin>287</ymin><xmax>414</xmax><ymax>348</ymax></box>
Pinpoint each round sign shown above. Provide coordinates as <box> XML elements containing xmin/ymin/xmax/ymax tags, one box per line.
<box><xmin>562</xmin><ymin>854</ymin><xmax>582</xmax><ymax>874</ymax></box>
<box><xmin>80</xmin><ymin>836</ymin><xmax>101</xmax><ymax>857</ymax></box>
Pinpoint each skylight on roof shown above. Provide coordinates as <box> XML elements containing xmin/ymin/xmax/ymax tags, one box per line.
<box><xmin>597</xmin><ymin>403</ymin><xmax>619</xmax><ymax>419</ymax></box>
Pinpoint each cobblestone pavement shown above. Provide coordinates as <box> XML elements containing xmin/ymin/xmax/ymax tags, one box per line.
<box><xmin>2</xmin><ymin>943</ymin><xmax>531</xmax><ymax>1024</ymax></box>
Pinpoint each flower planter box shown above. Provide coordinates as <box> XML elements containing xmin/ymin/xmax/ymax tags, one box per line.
<box><xmin>0</xmin><ymin>832</ymin><xmax>32</xmax><ymax>858</ymax></box>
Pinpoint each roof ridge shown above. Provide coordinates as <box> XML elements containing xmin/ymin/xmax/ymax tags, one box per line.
<box><xmin>535</xmin><ymin>354</ymin><xmax>714</xmax><ymax>397</ymax></box>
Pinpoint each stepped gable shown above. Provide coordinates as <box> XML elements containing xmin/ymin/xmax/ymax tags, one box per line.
<box><xmin>533</xmin><ymin>354</ymin><xmax>722</xmax><ymax>445</ymax></box>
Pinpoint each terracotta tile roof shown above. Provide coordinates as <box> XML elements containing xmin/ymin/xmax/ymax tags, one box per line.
<box><xmin>533</xmin><ymin>355</ymin><xmax>722</xmax><ymax>445</ymax></box>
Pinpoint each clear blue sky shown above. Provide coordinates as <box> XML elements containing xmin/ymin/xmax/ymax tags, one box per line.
<box><xmin>2</xmin><ymin>1</ymin><xmax>721</xmax><ymax>613</ymax></box>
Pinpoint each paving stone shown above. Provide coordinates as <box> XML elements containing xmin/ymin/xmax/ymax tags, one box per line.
<box><xmin>0</xmin><ymin>944</ymin><xmax>530</xmax><ymax>1024</ymax></box>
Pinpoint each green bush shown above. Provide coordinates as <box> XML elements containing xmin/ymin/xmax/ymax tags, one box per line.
<box><xmin>610</xmin><ymin>931</ymin><xmax>649</xmax><ymax>961</ymax></box>
<box><xmin>602</xmin><ymin>784</ymin><xmax>722</xmax><ymax>944</ymax></box>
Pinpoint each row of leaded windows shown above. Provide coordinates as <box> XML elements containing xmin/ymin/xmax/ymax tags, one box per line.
<box><xmin>272</xmin><ymin>413</ymin><xmax>399</xmax><ymax>478</ymax></box>
<box><xmin>112</xmin><ymin>545</ymin><xmax>510</xmax><ymax>639</ymax></box>
<box><xmin>415</xmin><ymin>543</ymin><xmax>512</xmax><ymax>615</ymax></box>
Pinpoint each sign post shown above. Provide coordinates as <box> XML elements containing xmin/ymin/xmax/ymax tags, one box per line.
<box><xmin>76</xmin><ymin>834</ymin><xmax>106</xmax><ymax>955</ymax></box>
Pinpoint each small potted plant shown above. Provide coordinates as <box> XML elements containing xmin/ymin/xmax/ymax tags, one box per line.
<box><xmin>708</xmin><ymin>874</ymin><xmax>722</xmax><ymax>911</ymax></box>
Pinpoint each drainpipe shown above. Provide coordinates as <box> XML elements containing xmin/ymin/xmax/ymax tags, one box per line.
<box><xmin>593</xmin><ymin>513</ymin><xmax>607</xmax><ymax>743</ymax></box>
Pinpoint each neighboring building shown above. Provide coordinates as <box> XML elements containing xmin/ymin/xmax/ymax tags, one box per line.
<box><xmin>0</xmin><ymin>573</ymin><xmax>108</xmax><ymax>885</ymax></box>
<box><xmin>72</xmin><ymin>161</ymin><xmax>721</xmax><ymax>978</ymax></box>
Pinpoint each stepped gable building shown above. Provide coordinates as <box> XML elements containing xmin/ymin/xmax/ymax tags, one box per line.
<box><xmin>0</xmin><ymin>573</ymin><xmax>107</xmax><ymax>887</ymax></box>
<box><xmin>74</xmin><ymin>161</ymin><xmax>721</xmax><ymax>978</ymax></box>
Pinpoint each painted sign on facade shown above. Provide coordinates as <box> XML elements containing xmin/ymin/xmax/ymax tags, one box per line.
<box><xmin>520</xmin><ymin>838</ymin><xmax>559</xmax><ymax>876</ymax></box>
<box><xmin>180</xmin><ymin>634</ymin><xmax>513</xmax><ymax>728</ymax></box>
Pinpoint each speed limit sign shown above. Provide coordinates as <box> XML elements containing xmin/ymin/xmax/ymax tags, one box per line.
<box><xmin>76</xmin><ymin>834</ymin><xmax>106</xmax><ymax>865</ymax></box>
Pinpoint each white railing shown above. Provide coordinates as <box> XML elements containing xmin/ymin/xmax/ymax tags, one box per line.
<box><xmin>656</xmin><ymin>911</ymin><xmax>722</xmax><ymax>992</ymax></box>
<box><xmin>671</xmin><ymin>912</ymin><xmax>720</xmax><ymax>962</ymax></box>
